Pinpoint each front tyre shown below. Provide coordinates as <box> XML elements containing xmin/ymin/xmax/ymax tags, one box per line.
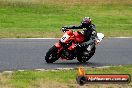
<box><xmin>45</xmin><ymin>45</ymin><xmax>59</xmax><ymax>63</ymax></box>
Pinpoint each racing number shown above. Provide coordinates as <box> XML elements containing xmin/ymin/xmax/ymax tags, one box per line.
<box><xmin>61</xmin><ymin>36</ymin><xmax>67</xmax><ymax>40</ymax></box>
<box><xmin>60</xmin><ymin>33</ymin><xmax>70</xmax><ymax>42</ymax></box>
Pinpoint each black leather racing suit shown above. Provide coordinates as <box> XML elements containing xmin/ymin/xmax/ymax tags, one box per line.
<box><xmin>62</xmin><ymin>24</ymin><xmax>98</xmax><ymax>46</ymax></box>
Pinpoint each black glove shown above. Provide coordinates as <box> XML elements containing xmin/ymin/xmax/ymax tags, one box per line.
<box><xmin>61</xmin><ymin>27</ymin><xmax>68</xmax><ymax>32</ymax></box>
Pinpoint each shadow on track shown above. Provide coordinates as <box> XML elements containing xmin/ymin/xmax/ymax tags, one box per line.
<box><xmin>44</xmin><ymin>61</ymin><xmax>109</xmax><ymax>68</ymax></box>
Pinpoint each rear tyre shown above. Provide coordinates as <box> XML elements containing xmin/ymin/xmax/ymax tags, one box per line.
<box><xmin>86</xmin><ymin>46</ymin><xmax>96</xmax><ymax>61</ymax></box>
<box><xmin>77</xmin><ymin>57</ymin><xmax>87</xmax><ymax>63</ymax></box>
<box><xmin>77</xmin><ymin>47</ymin><xmax>96</xmax><ymax>63</ymax></box>
<box><xmin>45</xmin><ymin>45</ymin><xmax>59</xmax><ymax>63</ymax></box>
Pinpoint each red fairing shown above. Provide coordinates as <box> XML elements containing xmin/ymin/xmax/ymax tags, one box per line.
<box><xmin>68</xmin><ymin>42</ymin><xmax>76</xmax><ymax>50</ymax></box>
<box><xmin>66</xmin><ymin>30</ymin><xmax>73</xmax><ymax>36</ymax></box>
<box><xmin>74</xmin><ymin>31</ymin><xmax>85</xmax><ymax>43</ymax></box>
<box><xmin>55</xmin><ymin>42</ymin><xmax>62</xmax><ymax>48</ymax></box>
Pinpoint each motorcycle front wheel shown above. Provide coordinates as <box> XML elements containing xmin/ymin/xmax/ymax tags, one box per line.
<box><xmin>45</xmin><ymin>45</ymin><xmax>59</xmax><ymax>63</ymax></box>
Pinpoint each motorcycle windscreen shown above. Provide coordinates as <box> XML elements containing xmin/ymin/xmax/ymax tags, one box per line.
<box><xmin>97</xmin><ymin>33</ymin><xmax>104</xmax><ymax>41</ymax></box>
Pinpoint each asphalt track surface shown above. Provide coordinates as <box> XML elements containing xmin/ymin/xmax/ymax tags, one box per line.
<box><xmin>0</xmin><ymin>38</ymin><xmax>132</xmax><ymax>71</ymax></box>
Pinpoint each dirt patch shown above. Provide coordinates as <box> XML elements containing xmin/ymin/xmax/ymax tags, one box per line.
<box><xmin>0</xmin><ymin>73</ymin><xmax>13</xmax><ymax>88</ymax></box>
<box><xmin>29</xmin><ymin>79</ymin><xmax>70</xmax><ymax>88</ymax></box>
<box><xmin>29</xmin><ymin>78</ymin><xmax>132</xmax><ymax>88</ymax></box>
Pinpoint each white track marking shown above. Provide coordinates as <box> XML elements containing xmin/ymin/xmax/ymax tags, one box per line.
<box><xmin>108</xmin><ymin>37</ymin><xmax>132</xmax><ymax>38</ymax></box>
<box><xmin>1</xmin><ymin>66</ymin><xmax>116</xmax><ymax>73</ymax></box>
<box><xmin>1</xmin><ymin>37</ymin><xmax>132</xmax><ymax>40</ymax></box>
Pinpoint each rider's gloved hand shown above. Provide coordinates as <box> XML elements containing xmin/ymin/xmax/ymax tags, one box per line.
<box><xmin>61</xmin><ymin>27</ymin><xmax>68</xmax><ymax>32</ymax></box>
<box><xmin>95</xmin><ymin>39</ymin><xmax>100</xmax><ymax>45</ymax></box>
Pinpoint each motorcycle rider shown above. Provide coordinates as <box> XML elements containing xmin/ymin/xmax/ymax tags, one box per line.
<box><xmin>62</xmin><ymin>17</ymin><xmax>99</xmax><ymax>51</ymax></box>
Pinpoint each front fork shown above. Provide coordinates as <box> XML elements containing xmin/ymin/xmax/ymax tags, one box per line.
<box><xmin>55</xmin><ymin>41</ymin><xmax>76</xmax><ymax>52</ymax></box>
<box><xmin>55</xmin><ymin>41</ymin><xmax>77</xmax><ymax>60</ymax></box>
<box><xmin>55</xmin><ymin>42</ymin><xmax>63</xmax><ymax>53</ymax></box>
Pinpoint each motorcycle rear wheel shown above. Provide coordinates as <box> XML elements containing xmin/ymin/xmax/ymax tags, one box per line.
<box><xmin>77</xmin><ymin>47</ymin><xmax>96</xmax><ymax>63</ymax></box>
<box><xmin>45</xmin><ymin>45</ymin><xmax>59</xmax><ymax>63</ymax></box>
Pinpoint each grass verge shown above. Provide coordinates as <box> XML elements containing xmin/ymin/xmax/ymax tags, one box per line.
<box><xmin>0</xmin><ymin>0</ymin><xmax>132</xmax><ymax>38</ymax></box>
<box><xmin>0</xmin><ymin>65</ymin><xmax>132</xmax><ymax>88</ymax></box>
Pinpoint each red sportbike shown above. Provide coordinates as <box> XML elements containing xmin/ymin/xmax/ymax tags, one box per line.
<box><xmin>45</xmin><ymin>29</ymin><xmax>104</xmax><ymax>63</ymax></box>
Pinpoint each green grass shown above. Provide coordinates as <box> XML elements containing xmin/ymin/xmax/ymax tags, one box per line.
<box><xmin>0</xmin><ymin>0</ymin><xmax>132</xmax><ymax>38</ymax></box>
<box><xmin>0</xmin><ymin>65</ymin><xmax>132</xmax><ymax>88</ymax></box>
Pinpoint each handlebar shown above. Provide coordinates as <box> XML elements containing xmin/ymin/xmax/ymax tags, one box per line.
<box><xmin>61</xmin><ymin>28</ymin><xmax>69</xmax><ymax>32</ymax></box>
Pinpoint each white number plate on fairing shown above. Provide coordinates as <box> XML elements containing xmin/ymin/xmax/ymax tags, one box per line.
<box><xmin>60</xmin><ymin>33</ymin><xmax>70</xmax><ymax>42</ymax></box>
